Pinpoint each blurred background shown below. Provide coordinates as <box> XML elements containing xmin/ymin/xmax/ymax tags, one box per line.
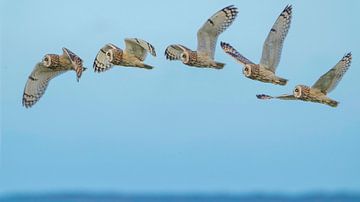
<box><xmin>1</xmin><ymin>0</ymin><xmax>360</xmax><ymax>201</ymax></box>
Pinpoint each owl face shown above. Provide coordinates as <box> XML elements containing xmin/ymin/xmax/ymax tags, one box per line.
<box><xmin>42</xmin><ymin>54</ymin><xmax>60</xmax><ymax>68</ymax></box>
<box><xmin>106</xmin><ymin>50</ymin><xmax>114</xmax><ymax>62</ymax></box>
<box><xmin>243</xmin><ymin>64</ymin><xmax>252</xmax><ymax>77</ymax></box>
<box><xmin>106</xmin><ymin>49</ymin><xmax>123</xmax><ymax>64</ymax></box>
<box><xmin>293</xmin><ymin>85</ymin><xmax>310</xmax><ymax>99</ymax></box>
<box><xmin>180</xmin><ymin>52</ymin><xmax>190</xmax><ymax>64</ymax></box>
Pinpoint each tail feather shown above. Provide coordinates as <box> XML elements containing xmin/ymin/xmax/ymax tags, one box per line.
<box><xmin>141</xmin><ymin>64</ymin><xmax>154</xmax><ymax>70</ymax></box>
<box><xmin>327</xmin><ymin>100</ymin><xmax>339</xmax><ymax>108</ymax></box>
<box><xmin>213</xmin><ymin>62</ymin><xmax>225</xmax><ymax>69</ymax></box>
<box><xmin>277</xmin><ymin>77</ymin><xmax>288</xmax><ymax>86</ymax></box>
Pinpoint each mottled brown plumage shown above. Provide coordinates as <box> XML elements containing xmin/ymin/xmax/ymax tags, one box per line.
<box><xmin>165</xmin><ymin>5</ymin><xmax>238</xmax><ymax>69</ymax></box>
<box><xmin>221</xmin><ymin>5</ymin><xmax>292</xmax><ymax>85</ymax></box>
<box><xmin>257</xmin><ymin>53</ymin><xmax>352</xmax><ymax>108</ymax></box>
<box><xmin>93</xmin><ymin>38</ymin><xmax>156</xmax><ymax>73</ymax></box>
<box><xmin>22</xmin><ymin>48</ymin><xmax>86</xmax><ymax>108</ymax></box>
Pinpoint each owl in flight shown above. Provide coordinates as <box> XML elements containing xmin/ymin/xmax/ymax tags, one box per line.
<box><xmin>22</xmin><ymin>48</ymin><xmax>86</xmax><ymax>108</ymax></box>
<box><xmin>221</xmin><ymin>5</ymin><xmax>292</xmax><ymax>85</ymax></box>
<box><xmin>93</xmin><ymin>38</ymin><xmax>156</xmax><ymax>72</ymax></box>
<box><xmin>165</xmin><ymin>5</ymin><xmax>238</xmax><ymax>69</ymax></box>
<box><xmin>257</xmin><ymin>53</ymin><xmax>352</xmax><ymax>108</ymax></box>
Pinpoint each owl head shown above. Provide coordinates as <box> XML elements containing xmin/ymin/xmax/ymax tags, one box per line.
<box><xmin>180</xmin><ymin>51</ymin><xmax>190</xmax><ymax>64</ymax></box>
<box><xmin>106</xmin><ymin>49</ymin><xmax>123</xmax><ymax>64</ymax></box>
<box><xmin>42</xmin><ymin>54</ymin><xmax>60</xmax><ymax>68</ymax></box>
<box><xmin>293</xmin><ymin>85</ymin><xmax>310</xmax><ymax>98</ymax></box>
<box><xmin>243</xmin><ymin>64</ymin><xmax>258</xmax><ymax>77</ymax></box>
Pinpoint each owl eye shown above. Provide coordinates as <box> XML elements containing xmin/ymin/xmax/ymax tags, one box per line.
<box><xmin>44</xmin><ymin>57</ymin><xmax>48</xmax><ymax>61</ymax></box>
<box><xmin>295</xmin><ymin>89</ymin><xmax>299</xmax><ymax>92</ymax></box>
<box><xmin>244</xmin><ymin>67</ymin><xmax>249</xmax><ymax>71</ymax></box>
<box><xmin>107</xmin><ymin>52</ymin><xmax>111</xmax><ymax>56</ymax></box>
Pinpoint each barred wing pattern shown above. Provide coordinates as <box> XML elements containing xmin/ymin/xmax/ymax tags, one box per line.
<box><xmin>312</xmin><ymin>53</ymin><xmax>352</xmax><ymax>94</ymax></box>
<box><xmin>93</xmin><ymin>43</ymin><xmax>121</xmax><ymax>72</ymax></box>
<box><xmin>165</xmin><ymin>44</ymin><xmax>192</xmax><ymax>61</ymax></box>
<box><xmin>220</xmin><ymin>42</ymin><xmax>255</xmax><ymax>65</ymax></box>
<box><xmin>62</xmin><ymin>48</ymin><xmax>85</xmax><ymax>81</ymax></box>
<box><xmin>260</xmin><ymin>5</ymin><xmax>292</xmax><ymax>73</ymax></box>
<box><xmin>22</xmin><ymin>63</ymin><xmax>67</xmax><ymax>108</ymax></box>
<box><xmin>197</xmin><ymin>5</ymin><xmax>238</xmax><ymax>59</ymax></box>
<box><xmin>124</xmin><ymin>38</ymin><xmax>156</xmax><ymax>61</ymax></box>
<box><xmin>256</xmin><ymin>94</ymin><xmax>296</xmax><ymax>100</ymax></box>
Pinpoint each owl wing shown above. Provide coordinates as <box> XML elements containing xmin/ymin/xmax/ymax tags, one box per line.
<box><xmin>62</xmin><ymin>48</ymin><xmax>85</xmax><ymax>81</ymax></box>
<box><xmin>124</xmin><ymin>38</ymin><xmax>156</xmax><ymax>61</ymax></box>
<box><xmin>256</xmin><ymin>94</ymin><xmax>296</xmax><ymax>100</ymax></box>
<box><xmin>220</xmin><ymin>42</ymin><xmax>255</xmax><ymax>65</ymax></box>
<box><xmin>312</xmin><ymin>53</ymin><xmax>352</xmax><ymax>94</ymax></box>
<box><xmin>22</xmin><ymin>63</ymin><xmax>67</xmax><ymax>108</ymax></box>
<box><xmin>197</xmin><ymin>5</ymin><xmax>238</xmax><ymax>59</ymax></box>
<box><xmin>93</xmin><ymin>43</ymin><xmax>121</xmax><ymax>73</ymax></box>
<box><xmin>165</xmin><ymin>44</ymin><xmax>192</xmax><ymax>61</ymax></box>
<box><xmin>260</xmin><ymin>5</ymin><xmax>292</xmax><ymax>73</ymax></box>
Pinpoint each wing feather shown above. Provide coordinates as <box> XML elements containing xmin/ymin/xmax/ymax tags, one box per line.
<box><xmin>197</xmin><ymin>5</ymin><xmax>238</xmax><ymax>59</ymax></box>
<box><xmin>165</xmin><ymin>44</ymin><xmax>191</xmax><ymax>61</ymax></box>
<box><xmin>256</xmin><ymin>94</ymin><xmax>296</xmax><ymax>100</ymax></box>
<box><xmin>220</xmin><ymin>42</ymin><xmax>254</xmax><ymax>65</ymax></box>
<box><xmin>260</xmin><ymin>5</ymin><xmax>292</xmax><ymax>73</ymax></box>
<box><xmin>22</xmin><ymin>63</ymin><xmax>67</xmax><ymax>108</ymax></box>
<box><xmin>62</xmin><ymin>47</ymin><xmax>85</xmax><ymax>81</ymax></box>
<box><xmin>312</xmin><ymin>53</ymin><xmax>352</xmax><ymax>94</ymax></box>
<box><xmin>124</xmin><ymin>38</ymin><xmax>156</xmax><ymax>61</ymax></box>
<box><xmin>93</xmin><ymin>43</ymin><xmax>120</xmax><ymax>73</ymax></box>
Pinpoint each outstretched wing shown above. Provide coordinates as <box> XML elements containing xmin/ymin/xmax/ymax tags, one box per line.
<box><xmin>124</xmin><ymin>38</ymin><xmax>156</xmax><ymax>61</ymax></box>
<box><xmin>22</xmin><ymin>63</ymin><xmax>67</xmax><ymax>108</ymax></box>
<box><xmin>260</xmin><ymin>5</ymin><xmax>292</xmax><ymax>73</ymax></box>
<box><xmin>220</xmin><ymin>42</ymin><xmax>254</xmax><ymax>65</ymax></box>
<box><xmin>256</xmin><ymin>94</ymin><xmax>296</xmax><ymax>100</ymax></box>
<box><xmin>312</xmin><ymin>53</ymin><xmax>352</xmax><ymax>94</ymax></box>
<box><xmin>197</xmin><ymin>5</ymin><xmax>238</xmax><ymax>59</ymax></box>
<box><xmin>62</xmin><ymin>47</ymin><xmax>85</xmax><ymax>81</ymax></box>
<box><xmin>93</xmin><ymin>43</ymin><xmax>120</xmax><ymax>73</ymax></box>
<box><xmin>165</xmin><ymin>44</ymin><xmax>192</xmax><ymax>61</ymax></box>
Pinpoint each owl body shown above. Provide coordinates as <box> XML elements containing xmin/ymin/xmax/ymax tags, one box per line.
<box><xmin>109</xmin><ymin>48</ymin><xmax>150</xmax><ymax>69</ymax></box>
<box><xmin>257</xmin><ymin>53</ymin><xmax>352</xmax><ymax>108</ymax></box>
<box><xmin>165</xmin><ymin>5</ymin><xmax>238</xmax><ymax>69</ymax></box>
<box><xmin>221</xmin><ymin>5</ymin><xmax>292</xmax><ymax>85</ymax></box>
<box><xmin>244</xmin><ymin>64</ymin><xmax>287</xmax><ymax>85</ymax></box>
<box><xmin>22</xmin><ymin>48</ymin><xmax>85</xmax><ymax>108</ymax></box>
<box><xmin>121</xmin><ymin>52</ymin><xmax>151</xmax><ymax>69</ymax></box>
<box><xmin>294</xmin><ymin>85</ymin><xmax>338</xmax><ymax>107</ymax></box>
<box><xmin>94</xmin><ymin>38</ymin><xmax>156</xmax><ymax>72</ymax></box>
<box><xmin>180</xmin><ymin>50</ymin><xmax>225</xmax><ymax>68</ymax></box>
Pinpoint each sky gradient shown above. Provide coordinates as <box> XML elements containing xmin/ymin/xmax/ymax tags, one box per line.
<box><xmin>1</xmin><ymin>0</ymin><xmax>360</xmax><ymax>195</ymax></box>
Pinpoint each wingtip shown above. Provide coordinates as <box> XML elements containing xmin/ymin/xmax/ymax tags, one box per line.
<box><xmin>220</xmin><ymin>41</ymin><xmax>231</xmax><ymax>50</ymax></box>
<box><xmin>285</xmin><ymin>4</ymin><xmax>293</xmax><ymax>10</ymax></box>
<box><xmin>256</xmin><ymin>94</ymin><xmax>273</xmax><ymax>100</ymax></box>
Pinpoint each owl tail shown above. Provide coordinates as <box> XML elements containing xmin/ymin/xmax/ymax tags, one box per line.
<box><xmin>140</xmin><ymin>63</ymin><xmax>154</xmax><ymax>70</ymax></box>
<box><xmin>325</xmin><ymin>99</ymin><xmax>339</xmax><ymax>108</ymax></box>
<box><xmin>213</xmin><ymin>62</ymin><xmax>225</xmax><ymax>69</ymax></box>
<box><xmin>276</xmin><ymin>77</ymin><xmax>288</xmax><ymax>86</ymax></box>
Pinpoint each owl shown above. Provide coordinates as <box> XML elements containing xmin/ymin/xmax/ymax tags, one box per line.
<box><xmin>93</xmin><ymin>38</ymin><xmax>156</xmax><ymax>72</ymax></box>
<box><xmin>257</xmin><ymin>53</ymin><xmax>352</xmax><ymax>108</ymax></box>
<box><xmin>22</xmin><ymin>48</ymin><xmax>86</xmax><ymax>108</ymax></box>
<box><xmin>164</xmin><ymin>5</ymin><xmax>238</xmax><ymax>69</ymax></box>
<box><xmin>221</xmin><ymin>5</ymin><xmax>292</xmax><ymax>85</ymax></box>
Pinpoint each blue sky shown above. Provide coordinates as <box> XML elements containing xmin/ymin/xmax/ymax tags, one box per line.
<box><xmin>1</xmin><ymin>0</ymin><xmax>360</xmax><ymax>195</ymax></box>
